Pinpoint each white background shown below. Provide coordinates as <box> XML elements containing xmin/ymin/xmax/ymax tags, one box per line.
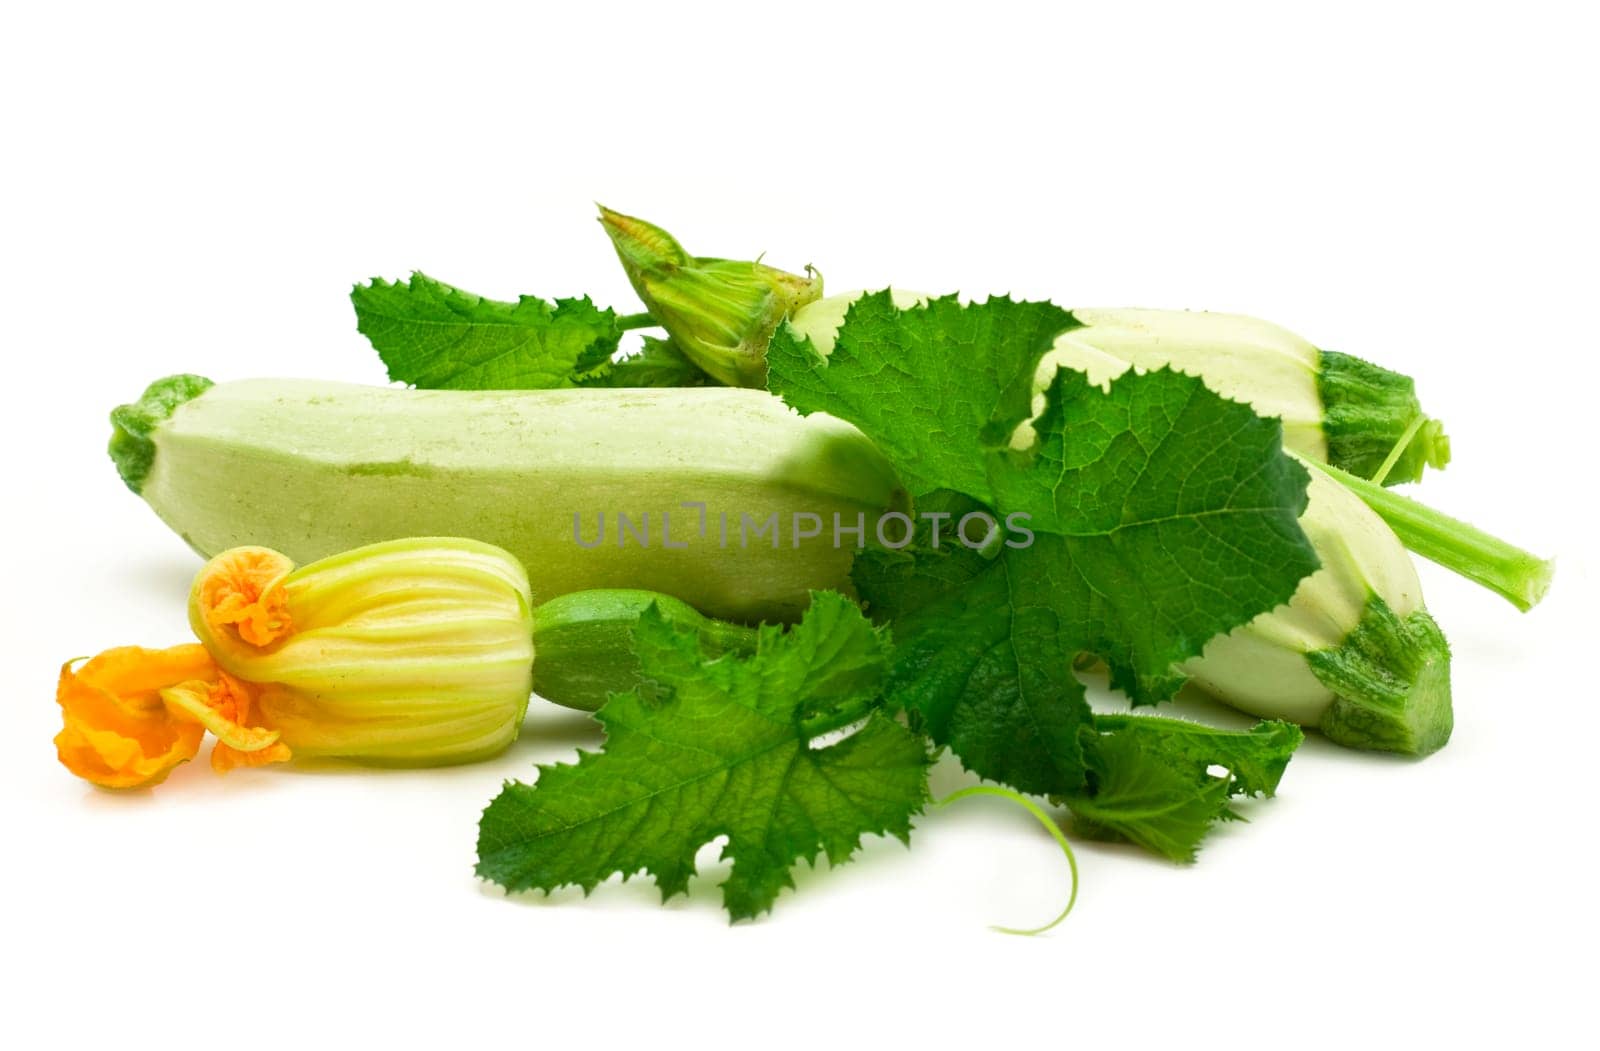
<box><xmin>2</xmin><ymin>2</ymin><xmax>1594</xmax><ymax>1047</ymax></box>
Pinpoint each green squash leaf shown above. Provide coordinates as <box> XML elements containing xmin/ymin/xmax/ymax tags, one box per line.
<box><xmin>1087</xmin><ymin>714</ymin><xmax>1303</xmax><ymax>799</ymax></box>
<box><xmin>769</xmin><ymin>292</ymin><xmax>1078</xmax><ymax>502</ymax></box>
<box><xmin>770</xmin><ymin>294</ymin><xmax>1318</xmax><ymax>803</ymax></box>
<box><xmin>352</xmin><ymin>272</ymin><xmax>620</xmax><ymax>389</ymax></box>
<box><xmin>476</xmin><ymin>592</ymin><xmax>930</xmax><ymax>921</ymax></box>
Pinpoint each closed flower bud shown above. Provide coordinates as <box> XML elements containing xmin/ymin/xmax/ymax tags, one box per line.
<box><xmin>55</xmin><ymin>538</ymin><xmax>536</xmax><ymax>789</ymax></box>
<box><xmin>599</xmin><ymin>205</ymin><xmax>822</xmax><ymax>387</ymax></box>
<box><xmin>189</xmin><ymin>538</ymin><xmax>535</xmax><ymax>766</ymax></box>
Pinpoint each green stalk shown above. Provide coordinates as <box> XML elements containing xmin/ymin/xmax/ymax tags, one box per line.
<box><xmin>1314</xmin><ymin>461</ymin><xmax>1553</xmax><ymax>612</ymax></box>
<box><xmin>1307</xmin><ymin>595</ymin><xmax>1453</xmax><ymax>755</ymax></box>
<box><xmin>1366</xmin><ymin>413</ymin><xmax>1427</xmax><ymax>486</ymax></box>
<box><xmin>615</xmin><ymin>312</ymin><xmax>658</xmax><ymax>331</ymax></box>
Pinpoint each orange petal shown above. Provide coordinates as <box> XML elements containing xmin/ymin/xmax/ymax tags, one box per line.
<box><xmin>54</xmin><ymin>646</ymin><xmax>216</xmax><ymax>789</ymax></box>
<box><xmin>71</xmin><ymin>644</ymin><xmax>217</xmax><ymax>701</ymax></box>
<box><xmin>162</xmin><ymin>671</ymin><xmax>293</xmax><ymax>775</ymax></box>
<box><xmin>160</xmin><ymin>675</ymin><xmax>277</xmax><ymax>747</ymax></box>
<box><xmin>196</xmin><ymin>547</ymin><xmax>295</xmax><ymax>647</ymax></box>
<box><xmin>211</xmin><ymin>739</ymin><xmax>293</xmax><ymax>774</ymax></box>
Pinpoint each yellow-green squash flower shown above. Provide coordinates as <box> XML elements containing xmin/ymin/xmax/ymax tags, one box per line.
<box><xmin>599</xmin><ymin>205</ymin><xmax>823</xmax><ymax>387</ymax></box>
<box><xmin>189</xmin><ymin>537</ymin><xmax>535</xmax><ymax>767</ymax></box>
<box><xmin>55</xmin><ymin>537</ymin><xmax>535</xmax><ymax>788</ymax></box>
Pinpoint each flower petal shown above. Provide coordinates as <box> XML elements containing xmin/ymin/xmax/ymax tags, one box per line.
<box><xmin>54</xmin><ymin>646</ymin><xmax>216</xmax><ymax>789</ymax></box>
<box><xmin>160</xmin><ymin>670</ymin><xmax>293</xmax><ymax>776</ymax></box>
<box><xmin>194</xmin><ymin>547</ymin><xmax>295</xmax><ymax>648</ymax></box>
<box><xmin>211</xmin><ymin>739</ymin><xmax>293</xmax><ymax>774</ymax></box>
<box><xmin>160</xmin><ymin>675</ymin><xmax>283</xmax><ymax>754</ymax></box>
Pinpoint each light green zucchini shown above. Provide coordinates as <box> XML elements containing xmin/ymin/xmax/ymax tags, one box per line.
<box><xmin>112</xmin><ymin>376</ymin><xmax>906</xmax><ymax>623</ymax></box>
<box><xmin>787</xmin><ymin>292</ymin><xmax>1450</xmax><ymax>485</ymax></box>
<box><xmin>1182</xmin><ymin>463</ymin><xmax>1452</xmax><ymax>756</ymax></box>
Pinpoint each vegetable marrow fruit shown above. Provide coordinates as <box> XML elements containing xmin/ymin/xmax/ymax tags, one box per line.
<box><xmin>787</xmin><ymin>293</ymin><xmax>1449</xmax><ymax>485</ymax></box>
<box><xmin>112</xmin><ymin>375</ymin><xmax>906</xmax><ymax>623</ymax></box>
<box><xmin>1028</xmin><ymin>323</ymin><xmax>1453</xmax><ymax>752</ymax></box>
<box><xmin>1182</xmin><ymin>465</ymin><xmax>1452</xmax><ymax>756</ymax></box>
<box><xmin>789</xmin><ymin>295</ymin><xmax>1453</xmax><ymax>753</ymax></box>
<box><xmin>1044</xmin><ymin>308</ymin><xmax>1449</xmax><ymax>486</ymax></box>
<box><xmin>529</xmin><ymin>588</ymin><xmax>758</xmax><ymax>709</ymax></box>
